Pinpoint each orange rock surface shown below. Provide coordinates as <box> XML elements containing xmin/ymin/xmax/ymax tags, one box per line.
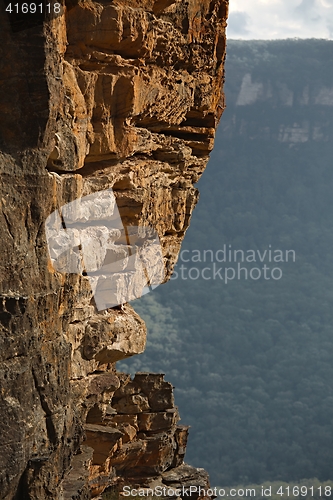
<box><xmin>0</xmin><ymin>1</ymin><xmax>228</xmax><ymax>497</ymax></box>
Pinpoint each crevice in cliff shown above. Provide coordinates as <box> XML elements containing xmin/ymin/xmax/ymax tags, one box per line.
<box><xmin>2</xmin><ymin>210</ymin><xmax>15</xmax><ymax>240</ymax></box>
<box><xmin>3</xmin><ymin>352</ymin><xmax>26</xmax><ymax>362</ymax></box>
<box><xmin>182</xmin><ymin>111</ymin><xmax>217</xmax><ymax>128</ymax></box>
<box><xmin>160</xmin><ymin>129</ymin><xmax>211</xmax><ymax>142</ymax></box>
<box><xmin>31</xmin><ymin>368</ymin><xmax>58</xmax><ymax>446</ymax></box>
<box><xmin>46</xmin><ymin>156</ymin><xmax>128</xmax><ymax>177</ymax></box>
<box><xmin>133</xmin><ymin>125</ymin><xmax>213</xmax><ymax>143</ymax></box>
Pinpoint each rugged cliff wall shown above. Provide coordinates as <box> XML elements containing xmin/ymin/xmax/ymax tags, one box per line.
<box><xmin>0</xmin><ymin>1</ymin><xmax>228</xmax><ymax>498</ymax></box>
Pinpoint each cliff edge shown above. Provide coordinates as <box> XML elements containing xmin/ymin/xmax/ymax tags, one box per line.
<box><xmin>0</xmin><ymin>1</ymin><xmax>228</xmax><ymax>498</ymax></box>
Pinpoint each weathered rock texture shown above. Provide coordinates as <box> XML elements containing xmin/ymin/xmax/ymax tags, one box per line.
<box><xmin>0</xmin><ymin>0</ymin><xmax>228</xmax><ymax>498</ymax></box>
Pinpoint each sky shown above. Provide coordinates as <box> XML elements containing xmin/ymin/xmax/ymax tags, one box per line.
<box><xmin>227</xmin><ymin>0</ymin><xmax>333</xmax><ymax>39</ymax></box>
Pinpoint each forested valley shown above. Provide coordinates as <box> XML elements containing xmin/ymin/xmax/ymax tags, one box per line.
<box><xmin>118</xmin><ymin>40</ymin><xmax>333</xmax><ymax>487</ymax></box>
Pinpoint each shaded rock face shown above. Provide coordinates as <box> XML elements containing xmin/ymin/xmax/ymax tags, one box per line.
<box><xmin>0</xmin><ymin>0</ymin><xmax>227</xmax><ymax>498</ymax></box>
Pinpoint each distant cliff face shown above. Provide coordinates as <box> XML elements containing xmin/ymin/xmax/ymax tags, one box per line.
<box><xmin>222</xmin><ymin>40</ymin><xmax>333</xmax><ymax>144</ymax></box>
<box><xmin>0</xmin><ymin>1</ymin><xmax>228</xmax><ymax>498</ymax></box>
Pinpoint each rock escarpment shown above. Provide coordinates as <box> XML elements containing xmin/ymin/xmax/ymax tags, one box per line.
<box><xmin>0</xmin><ymin>0</ymin><xmax>228</xmax><ymax>498</ymax></box>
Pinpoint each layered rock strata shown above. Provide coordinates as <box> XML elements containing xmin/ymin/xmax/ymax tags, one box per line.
<box><xmin>0</xmin><ymin>0</ymin><xmax>228</xmax><ymax>498</ymax></box>
<box><xmin>83</xmin><ymin>373</ymin><xmax>199</xmax><ymax>498</ymax></box>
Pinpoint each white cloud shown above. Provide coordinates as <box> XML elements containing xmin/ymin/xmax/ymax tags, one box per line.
<box><xmin>227</xmin><ymin>0</ymin><xmax>333</xmax><ymax>39</ymax></box>
<box><xmin>227</xmin><ymin>11</ymin><xmax>251</xmax><ymax>35</ymax></box>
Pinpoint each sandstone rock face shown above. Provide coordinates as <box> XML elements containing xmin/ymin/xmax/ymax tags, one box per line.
<box><xmin>85</xmin><ymin>373</ymin><xmax>192</xmax><ymax>497</ymax></box>
<box><xmin>0</xmin><ymin>0</ymin><xmax>227</xmax><ymax>498</ymax></box>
